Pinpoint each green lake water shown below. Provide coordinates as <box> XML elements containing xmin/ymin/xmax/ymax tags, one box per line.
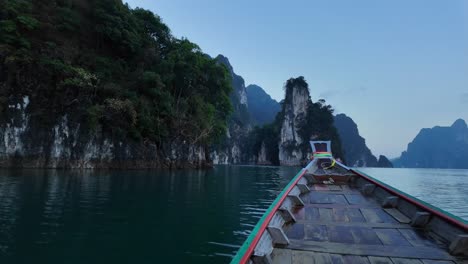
<box><xmin>0</xmin><ymin>166</ymin><xmax>466</xmax><ymax>263</ymax></box>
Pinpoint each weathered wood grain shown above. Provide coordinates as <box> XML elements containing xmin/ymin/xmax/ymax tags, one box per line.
<box><xmin>344</xmin><ymin>208</ymin><xmax>366</xmax><ymax>222</ymax></box>
<box><xmin>319</xmin><ymin>208</ymin><xmax>333</xmax><ymax>222</ymax></box>
<box><xmin>286</xmin><ymin>223</ymin><xmax>304</xmax><ymax>240</ymax></box>
<box><xmin>271</xmin><ymin>248</ymin><xmax>291</xmax><ymax>264</ymax></box>
<box><xmin>327</xmin><ymin>225</ymin><xmax>354</xmax><ymax>243</ymax></box>
<box><xmin>361</xmin><ymin>184</ymin><xmax>376</xmax><ymax>196</ymax></box>
<box><xmin>420</xmin><ymin>260</ymin><xmax>455</xmax><ymax>264</ymax></box>
<box><xmin>349</xmin><ymin>226</ymin><xmax>382</xmax><ymax>245</ymax></box>
<box><xmin>268</xmin><ymin>226</ymin><xmax>290</xmax><ymax>246</ymax></box>
<box><xmin>375</xmin><ymin>228</ymin><xmax>412</xmax><ymax>246</ymax></box>
<box><xmin>295</xmin><ymin>220</ymin><xmax>412</xmax><ymax>229</ymax></box>
<box><xmin>368</xmin><ymin>256</ymin><xmax>394</xmax><ymax>264</ymax></box>
<box><xmin>384</xmin><ymin>208</ymin><xmax>411</xmax><ymax>224</ymax></box>
<box><xmin>304</xmin><ymin>207</ymin><xmax>320</xmax><ymax>221</ymax></box>
<box><xmin>304</xmin><ymin>224</ymin><xmax>328</xmax><ymax>242</ymax></box>
<box><xmin>391</xmin><ymin>258</ymin><xmax>424</xmax><ymax>264</ymax></box>
<box><xmin>287</xmin><ymin>239</ymin><xmax>456</xmax><ymax>260</ymax></box>
<box><xmin>449</xmin><ymin>234</ymin><xmax>468</xmax><ymax>256</ymax></box>
<box><xmin>382</xmin><ymin>196</ymin><xmax>399</xmax><ymax>208</ymax></box>
<box><xmin>398</xmin><ymin>229</ymin><xmax>438</xmax><ymax>248</ymax></box>
<box><xmin>291</xmin><ymin>251</ymin><xmax>332</xmax><ymax>264</ymax></box>
<box><xmin>411</xmin><ymin>212</ymin><xmax>431</xmax><ymax>227</ymax></box>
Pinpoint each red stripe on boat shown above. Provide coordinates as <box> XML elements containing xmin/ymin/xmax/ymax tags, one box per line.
<box><xmin>239</xmin><ymin>169</ymin><xmax>307</xmax><ymax>264</ymax></box>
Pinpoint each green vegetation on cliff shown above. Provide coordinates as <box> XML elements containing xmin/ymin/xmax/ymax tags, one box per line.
<box><xmin>0</xmin><ymin>0</ymin><xmax>232</xmax><ymax>147</ymax></box>
<box><xmin>250</xmin><ymin>77</ymin><xmax>343</xmax><ymax>165</ymax></box>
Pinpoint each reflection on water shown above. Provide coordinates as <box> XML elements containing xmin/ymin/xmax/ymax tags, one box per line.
<box><xmin>359</xmin><ymin>168</ymin><xmax>468</xmax><ymax>221</ymax></box>
<box><xmin>0</xmin><ymin>166</ymin><xmax>466</xmax><ymax>263</ymax></box>
<box><xmin>0</xmin><ymin>166</ymin><xmax>298</xmax><ymax>263</ymax></box>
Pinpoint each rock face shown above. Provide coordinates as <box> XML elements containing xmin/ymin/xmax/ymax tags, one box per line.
<box><xmin>397</xmin><ymin>119</ymin><xmax>468</xmax><ymax>169</ymax></box>
<box><xmin>0</xmin><ymin>96</ymin><xmax>209</xmax><ymax>169</ymax></box>
<box><xmin>278</xmin><ymin>78</ymin><xmax>311</xmax><ymax>166</ymax></box>
<box><xmin>246</xmin><ymin>84</ymin><xmax>280</xmax><ymax>125</ymax></box>
<box><xmin>211</xmin><ymin>55</ymin><xmax>252</xmax><ymax>164</ymax></box>
<box><xmin>334</xmin><ymin>114</ymin><xmax>392</xmax><ymax>168</ymax></box>
<box><xmin>334</xmin><ymin>114</ymin><xmax>378</xmax><ymax>167</ymax></box>
<box><xmin>377</xmin><ymin>155</ymin><xmax>393</xmax><ymax>168</ymax></box>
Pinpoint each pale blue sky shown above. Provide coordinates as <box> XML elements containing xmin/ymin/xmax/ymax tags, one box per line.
<box><xmin>126</xmin><ymin>0</ymin><xmax>468</xmax><ymax>158</ymax></box>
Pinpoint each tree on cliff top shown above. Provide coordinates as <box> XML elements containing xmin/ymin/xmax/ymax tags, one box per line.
<box><xmin>284</xmin><ymin>77</ymin><xmax>344</xmax><ymax>160</ymax></box>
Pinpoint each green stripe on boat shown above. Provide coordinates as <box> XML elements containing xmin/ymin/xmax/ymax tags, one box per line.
<box><xmin>230</xmin><ymin>168</ymin><xmax>305</xmax><ymax>263</ymax></box>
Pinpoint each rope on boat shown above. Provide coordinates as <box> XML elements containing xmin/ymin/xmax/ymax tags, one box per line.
<box><xmin>313</xmin><ymin>151</ymin><xmax>336</xmax><ymax>170</ymax></box>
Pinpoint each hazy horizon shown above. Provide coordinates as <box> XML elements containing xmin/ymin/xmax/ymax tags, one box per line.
<box><xmin>125</xmin><ymin>0</ymin><xmax>468</xmax><ymax>158</ymax></box>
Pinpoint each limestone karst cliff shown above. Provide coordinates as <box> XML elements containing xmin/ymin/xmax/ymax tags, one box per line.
<box><xmin>210</xmin><ymin>55</ymin><xmax>253</xmax><ymax>164</ymax></box>
<box><xmin>277</xmin><ymin>77</ymin><xmax>343</xmax><ymax>166</ymax></box>
<box><xmin>0</xmin><ymin>0</ymin><xmax>232</xmax><ymax>168</ymax></box>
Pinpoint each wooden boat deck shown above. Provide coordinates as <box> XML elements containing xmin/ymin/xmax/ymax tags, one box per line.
<box><xmin>231</xmin><ymin>141</ymin><xmax>468</xmax><ymax>264</ymax></box>
<box><xmin>274</xmin><ymin>174</ymin><xmax>466</xmax><ymax>263</ymax></box>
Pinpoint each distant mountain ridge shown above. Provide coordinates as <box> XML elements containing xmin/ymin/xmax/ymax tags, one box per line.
<box><xmin>334</xmin><ymin>114</ymin><xmax>392</xmax><ymax>168</ymax></box>
<box><xmin>395</xmin><ymin>119</ymin><xmax>468</xmax><ymax>169</ymax></box>
<box><xmin>246</xmin><ymin>84</ymin><xmax>280</xmax><ymax>125</ymax></box>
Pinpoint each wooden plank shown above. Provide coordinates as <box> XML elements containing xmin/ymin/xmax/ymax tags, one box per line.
<box><xmin>287</xmin><ymin>239</ymin><xmax>456</xmax><ymax>260</ymax></box>
<box><xmin>342</xmin><ymin>255</ymin><xmax>370</xmax><ymax>264</ymax></box>
<box><xmin>286</xmin><ymin>223</ymin><xmax>304</xmax><ymax>240</ymax></box>
<box><xmin>426</xmin><ymin>216</ymin><xmax>462</xmax><ymax>243</ymax></box>
<box><xmin>304</xmin><ymin>207</ymin><xmax>320</xmax><ymax>221</ymax></box>
<box><xmin>271</xmin><ymin>248</ymin><xmax>291</xmax><ymax>264</ymax></box>
<box><xmin>327</xmin><ymin>225</ymin><xmax>354</xmax><ymax>243</ymax></box>
<box><xmin>254</xmin><ymin>232</ymin><xmax>274</xmax><ymax>259</ymax></box>
<box><xmin>328</xmin><ymin>185</ymin><xmax>342</xmax><ymax>191</ymax></box>
<box><xmin>382</xmin><ymin>196</ymin><xmax>399</xmax><ymax>208</ymax></box>
<box><xmin>288</xmin><ymin>194</ymin><xmax>305</xmax><ymax>207</ymax></box>
<box><xmin>295</xmin><ymin>220</ymin><xmax>412</xmax><ymax>229</ymax></box>
<box><xmin>308</xmin><ymin>192</ymin><xmax>333</xmax><ymax>204</ymax></box>
<box><xmin>252</xmin><ymin>254</ymin><xmax>273</xmax><ymax>264</ymax></box>
<box><xmin>398</xmin><ymin>229</ymin><xmax>438</xmax><ymax>247</ymax></box>
<box><xmin>314</xmin><ymin>184</ymin><xmax>330</xmax><ymax>191</ymax></box>
<box><xmin>292</xmin><ymin>207</ymin><xmax>305</xmax><ymax>220</ymax></box>
<box><xmin>304</xmin><ymin>224</ymin><xmax>328</xmax><ymax>242</ymax></box>
<box><xmin>361</xmin><ymin>184</ymin><xmax>376</xmax><ymax>196</ymax></box>
<box><xmin>330</xmin><ymin>254</ymin><xmax>345</xmax><ymax>264</ymax></box>
<box><xmin>373</xmin><ymin>187</ymin><xmax>393</xmax><ymax>205</ymax></box>
<box><xmin>307</xmin><ymin>193</ymin><xmax>348</xmax><ymax>204</ymax></box>
<box><xmin>268</xmin><ymin>226</ymin><xmax>290</xmax><ymax>246</ymax></box>
<box><xmin>330</xmin><ymin>254</ymin><xmax>378</xmax><ymax>264</ymax></box>
<box><xmin>319</xmin><ymin>208</ymin><xmax>333</xmax><ymax>222</ymax></box>
<box><xmin>344</xmin><ymin>208</ymin><xmax>366</xmax><ymax>222</ymax></box>
<box><xmin>306</xmin><ymin>204</ymin><xmax>380</xmax><ymax>209</ymax></box>
<box><xmin>390</xmin><ymin>258</ymin><xmax>423</xmax><ymax>264</ymax></box>
<box><xmin>411</xmin><ymin>212</ymin><xmax>431</xmax><ymax>227</ymax></box>
<box><xmin>361</xmin><ymin>208</ymin><xmax>398</xmax><ymax>223</ymax></box>
<box><xmin>297</xmin><ymin>177</ymin><xmax>310</xmax><ymax>193</ymax></box>
<box><xmin>332</xmin><ymin>208</ymin><xmax>350</xmax><ymax>222</ymax></box>
<box><xmin>345</xmin><ymin>194</ymin><xmax>371</xmax><ymax>205</ymax></box>
<box><xmin>368</xmin><ymin>256</ymin><xmax>394</xmax><ymax>264</ymax></box>
<box><xmin>341</xmin><ymin>185</ymin><xmax>354</xmax><ymax>192</ymax></box>
<box><xmin>375</xmin><ymin>229</ymin><xmax>412</xmax><ymax>246</ymax></box>
<box><xmin>384</xmin><ymin>208</ymin><xmax>411</xmax><ymax>224</ymax></box>
<box><xmin>361</xmin><ymin>208</ymin><xmax>384</xmax><ymax>223</ymax></box>
<box><xmin>421</xmin><ymin>260</ymin><xmax>455</xmax><ymax>264</ymax></box>
<box><xmin>349</xmin><ymin>226</ymin><xmax>382</xmax><ymax>245</ymax></box>
<box><xmin>291</xmin><ymin>251</ymin><xmax>332</xmax><ymax>264</ymax></box>
<box><xmin>449</xmin><ymin>234</ymin><xmax>468</xmax><ymax>256</ymax></box>
<box><xmin>333</xmin><ymin>194</ymin><xmax>350</xmax><ymax>205</ymax></box>
<box><xmin>279</xmin><ymin>208</ymin><xmax>296</xmax><ymax>223</ymax></box>
<box><xmin>396</xmin><ymin>200</ymin><xmax>419</xmax><ymax>220</ymax></box>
